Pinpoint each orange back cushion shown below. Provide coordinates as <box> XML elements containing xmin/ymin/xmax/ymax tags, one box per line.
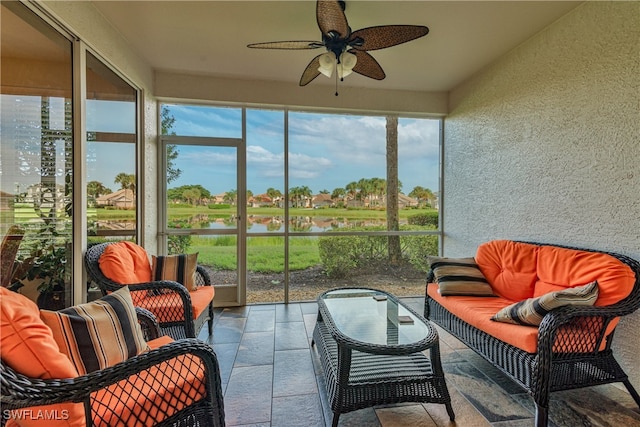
<box><xmin>98</xmin><ymin>241</ymin><xmax>151</xmax><ymax>284</ymax></box>
<box><xmin>535</xmin><ymin>246</ymin><xmax>636</xmax><ymax>306</ymax></box>
<box><xmin>0</xmin><ymin>287</ymin><xmax>85</xmax><ymax>427</ymax></box>
<box><xmin>475</xmin><ymin>240</ymin><xmax>539</xmax><ymax>301</ymax></box>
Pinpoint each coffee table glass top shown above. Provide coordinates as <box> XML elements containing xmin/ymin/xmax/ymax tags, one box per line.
<box><xmin>319</xmin><ymin>288</ymin><xmax>431</xmax><ymax>347</ymax></box>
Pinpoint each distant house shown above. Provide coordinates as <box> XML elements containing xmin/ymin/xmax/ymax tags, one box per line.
<box><xmin>248</xmin><ymin>194</ymin><xmax>273</xmax><ymax>207</ymax></box>
<box><xmin>312</xmin><ymin>194</ymin><xmax>334</xmax><ymax>208</ymax></box>
<box><xmin>96</xmin><ymin>189</ymin><xmax>135</xmax><ymax>209</ymax></box>
<box><xmin>211</xmin><ymin>193</ymin><xmax>227</xmax><ymax>204</ymax></box>
<box><xmin>398</xmin><ymin>194</ymin><xmax>419</xmax><ymax>209</ymax></box>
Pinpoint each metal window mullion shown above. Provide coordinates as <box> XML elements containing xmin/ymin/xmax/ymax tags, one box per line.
<box><xmin>158</xmin><ymin>131</ymin><xmax>168</xmax><ymax>254</ymax></box>
<box><xmin>438</xmin><ymin>118</ymin><xmax>445</xmax><ymax>256</ymax></box>
<box><xmin>284</xmin><ymin>108</ymin><xmax>290</xmax><ymax>304</ymax></box>
<box><xmin>72</xmin><ymin>41</ymin><xmax>87</xmax><ymax>305</ymax></box>
<box><xmin>238</xmin><ymin>108</ymin><xmax>247</xmax><ymax>306</ymax></box>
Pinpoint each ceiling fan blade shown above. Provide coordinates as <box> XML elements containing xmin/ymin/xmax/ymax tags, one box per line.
<box><xmin>247</xmin><ymin>41</ymin><xmax>323</xmax><ymax>50</ymax></box>
<box><xmin>349</xmin><ymin>25</ymin><xmax>429</xmax><ymax>51</ymax></box>
<box><xmin>317</xmin><ymin>0</ymin><xmax>349</xmax><ymax>38</ymax></box>
<box><xmin>351</xmin><ymin>50</ymin><xmax>385</xmax><ymax>80</ymax></box>
<box><xmin>300</xmin><ymin>55</ymin><xmax>322</xmax><ymax>86</ymax></box>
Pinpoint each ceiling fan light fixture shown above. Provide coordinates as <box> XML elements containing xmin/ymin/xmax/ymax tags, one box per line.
<box><xmin>337</xmin><ymin>51</ymin><xmax>357</xmax><ymax>79</ymax></box>
<box><xmin>318</xmin><ymin>52</ymin><xmax>335</xmax><ymax>77</ymax></box>
<box><xmin>248</xmin><ymin>1</ymin><xmax>429</xmax><ymax>91</ymax></box>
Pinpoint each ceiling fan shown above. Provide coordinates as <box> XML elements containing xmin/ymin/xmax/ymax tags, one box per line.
<box><xmin>247</xmin><ymin>0</ymin><xmax>429</xmax><ymax>95</ymax></box>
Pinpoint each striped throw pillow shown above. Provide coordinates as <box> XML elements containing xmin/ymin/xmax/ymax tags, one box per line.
<box><xmin>40</xmin><ymin>286</ymin><xmax>149</xmax><ymax>375</ymax></box>
<box><xmin>491</xmin><ymin>280</ymin><xmax>599</xmax><ymax>326</ymax></box>
<box><xmin>151</xmin><ymin>253</ymin><xmax>198</xmax><ymax>292</ymax></box>
<box><xmin>428</xmin><ymin>256</ymin><xmax>495</xmax><ymax>296</ymax></box>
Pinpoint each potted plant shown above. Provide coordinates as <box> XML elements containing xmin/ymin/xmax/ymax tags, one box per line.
<box><xmin>21</xmin><ymin>244</ymin><xmax>69</xmax><ymax>310</ymax></box>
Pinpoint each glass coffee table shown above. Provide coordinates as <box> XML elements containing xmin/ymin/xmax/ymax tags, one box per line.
<box><xmin>312</xmin><ymin>288</ymin><xmax>455</xmax><ymax>427</ymax></box>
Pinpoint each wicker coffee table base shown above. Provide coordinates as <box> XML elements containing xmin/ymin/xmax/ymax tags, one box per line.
<box><xmin>313</xmin><ymin>318</ymin><xmax>454</xmax><ymax>427</ymax></box>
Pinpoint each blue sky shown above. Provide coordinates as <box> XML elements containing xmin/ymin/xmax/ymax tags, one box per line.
<box><xmin>1</xmin><ymin>97</ymin><xmax>440</xmax><ymax>197</ymax></box>
<box><xmin>166</xmin><ymin>105</ymin><xmax>440</xmax><ymax>196</ymax></box>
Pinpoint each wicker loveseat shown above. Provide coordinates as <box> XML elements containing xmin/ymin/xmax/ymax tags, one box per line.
<box><xmin>85</xmin><ymin>242</ymin><xmax>214</xmax><ymax>340</ymax></box>
<box><xmin>0</xmin><ymin>287</ymin><xmax>225</xmax><ymax>427</ymax></box>
<box><xmin>424</xmin><ymin>240</ymin><xmax>640</xmax><ymax>427</ymax></box>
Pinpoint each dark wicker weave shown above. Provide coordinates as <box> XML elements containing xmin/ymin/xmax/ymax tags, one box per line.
<box><xmin>85</xmin><ymin>242</ymin><xmax>214</xmax><ymax>340</ymax></box>
<box><xmin>1</xmin><ymin>312</ymin><xmax>225</xmax><ymax>427</ymax></box>
<box><xmin>313</xmin><ymin>288</ymin><xmax>454</xmax><ymax>427</ymax></box>
<box><xmin>424</xmin><ymin>242</ymin><xmax>640</xmax><ymax>427</ymax></box>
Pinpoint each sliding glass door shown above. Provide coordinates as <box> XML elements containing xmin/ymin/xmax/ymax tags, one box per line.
<box><xmin>160</xmin><ymin>105</ymin><xmax>244</xmax><ymax>305</ymax></box>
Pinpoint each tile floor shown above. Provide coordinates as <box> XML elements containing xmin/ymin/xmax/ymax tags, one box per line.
<box><xmin>199</xmin><ymin>297</ymin><xmax>640</xmax><ymax>427</ymax></box>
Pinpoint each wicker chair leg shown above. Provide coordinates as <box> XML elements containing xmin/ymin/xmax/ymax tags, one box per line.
<box><xmin>446</xmin><ymin>402</ymin><xmax>455</xmax><ymax>421</ymax></box>
<box><xmin>535</xmin><ymin>404</ymin><xmax>549</xmax><ymax>427</ymax></box>
<box><xmin>208</xmin><ymin>303</ymin><xmax>214</xmax><ymax>336</ymax></box>
<box><xmin>623</xmin><ymin>379</ymin><xmax>640</xmax><ymax>408</ymax></box>
<box><xmin>331</xmin><ymin>413</ymin><xmax>340</xmax><ymax>427</ymax></box>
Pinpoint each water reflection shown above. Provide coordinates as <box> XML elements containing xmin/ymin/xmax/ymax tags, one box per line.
<box><xmin>94</xmin><ymin>215</ymin><xmax>409</xmax><ymax>233</ymax></box>
<box><xmin>232</xmin><ymin>215</ymin><xmax>399</xmax><ymax>233</ymax></box>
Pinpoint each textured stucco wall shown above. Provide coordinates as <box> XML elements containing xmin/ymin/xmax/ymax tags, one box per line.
<box><xmin>444</xmin><ymin>2</ymin><xmax>640</xmax><ymax>389</ymax></box>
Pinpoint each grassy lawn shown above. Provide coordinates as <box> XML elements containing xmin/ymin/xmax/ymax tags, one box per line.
<box><xmin>192</xmin><ymin>235</ymin><xmax>320</xmax><ymax>272</ymax></box>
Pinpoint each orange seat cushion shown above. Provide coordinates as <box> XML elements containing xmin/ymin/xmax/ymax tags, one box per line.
<box><xmin>428</xmin><ymin>284</ymin><xmax>539</xmax><ymax>353</ymax></box>
<box><xmin>475</xmin><ymin>240</ymin><xmax>539</xmax><ymax>301</ymax></box>
<box><xmin>98</xmin><ymin>241</ymin><xmax>152</xmax><ymax>284</ymax></box>
<box><xmin>91</xmin><ymin>346</ymin><xmax>207</xmax><ymax>426</ymax></box>
<box><xmin>535</xmin><ymin>246</ymin><xmax>635</xmax><ymax>306</ymax></box>
<box><xmin>134</xmin><ymin>286</ymin><xmax>214</xmax><ymax>324</ymax></box>
<box><xmin>0</xmin><ymin>288</ymin><xmax>85</xmax><ymax>427</ymax></box>
<box><xmin>147</xmin><ymin>335</ymin><xmax>174</xmax><ymax>349</ymax></box>
<box><xmin>429</xmin><ymin>283</ymin><xmax>609</xmax><ymax>353</ymax></box>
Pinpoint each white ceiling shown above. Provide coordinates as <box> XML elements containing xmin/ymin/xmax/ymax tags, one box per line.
<box><xmin>91</xmin><ymin>1</ymin><xmax>581</xmax><ymax>93</ymax></box>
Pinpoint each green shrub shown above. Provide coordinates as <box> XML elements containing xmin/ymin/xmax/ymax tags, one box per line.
<box><xmin>170</xmin><ymin>203</ymin><xmax>192</xmax><ymax>208</ymax></box>
<box><xmin>318</xmin><ymin>236</ymin><xmax>359</xmax><ymax>278</ymax></box>
<box><xmin>208</xmin><ymin>203</ymin><xmax>231</xmax><ymax>210</ymax></box>
<box><xmin>318</xmin><ymin>226</ymin><xmax>439</xmax><ymax>277</ymax></box>
<box><xmin>402</xmin><ymin>234</ymin><xmax>438</xmax><ymax>273</ymax></box>
<box><xmin>408</xmin><ymin>211</ymin><xmax>439</xmax><ymax>227</ymax></box>
<box><xmin>167</xmin><ymin>219</ymin><xmax>192</xmax><ymax>254</ymax></box>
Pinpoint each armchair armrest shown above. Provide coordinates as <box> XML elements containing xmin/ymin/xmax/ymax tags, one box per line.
<box><xmin>1</xmin><ymin>340</ymin><xmax>225</xmax><ymax>427</ymax></box>
<box><xmin>537</xmin><ymin>302</ymin><xmax>630</xmax><ymax>357</ymax></box>
<box><xmin>135</xmin><ymin>307</ymin><xmax>161</xmax><ymax>341</ymax></box>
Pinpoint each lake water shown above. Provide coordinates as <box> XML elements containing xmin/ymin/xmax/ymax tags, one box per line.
<box><xmin>97</xmin><ymin>215</ymin><xmax>404</xmax><ymax>233</ymax></box>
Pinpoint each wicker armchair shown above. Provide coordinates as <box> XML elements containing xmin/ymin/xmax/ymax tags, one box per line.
<box><xmin>85</xmin><ymin>242</ymin><xmax>214</xmax><ymax>340</ymax></box>
<box><xmin>424</xmin><ymin>242</ymin><xmax>640</xmax><ymax>427</ymax></box>
<box><xmin>1</xmin><ymin>308</ymin><xmax>226</xmax><ymax>427</ymax></box>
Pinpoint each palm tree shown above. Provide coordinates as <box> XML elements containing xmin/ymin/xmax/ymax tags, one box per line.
<box><xmin>224</xmin><ymin>189</ymin><xmax>237</xmax><ymax>205</ymax></box>
<box><xmin>370</xmin><ymin>177</ymin><xmax>386</xmax><ymax>207</ymax></box>
<box><xmin>345</xmin><ymin>181</ymin><xmax>358</xmax><ymax>202</ymax></box>
<box><xmin>299</xmin><ymin>185</ymin><xmax>312</xmax><ymax>208</ymax></box>
<box><xmin>409</xmin><ymin>186</ymin><xmax>435</xmax><ymax>207</ymax></box>
<box><xmin>356</xmin><ymin>178</ymin><xmax>372</xmax><ymax>205</ymax></box>
<box><xmin>386</xmin><ymin>115</ymin><xmax>401</xmax><ymax>264</ymax></box>
<box><xmin>289</xmin><ymin>186</ymin><xmax>301</xmax><ymax>208</ymax></box>
<box><xmin>182</xmin><ymin>188</ymin><xmax>201</xmax><ymax>205</ymax></box>
<box><xmin>266</xmin><ymin>187</ymin><xmax>282</xmax><ymax>207</ymax></box>
<box><xmin>331</xmin><ymin>187</ymin><xmax>345</xmax><ymax>201</ymax></box>
<box><xmin>114</xmin><ymin>173</ymin><xmax>135</xmax><ymax>192</ymax></box>
<box><xmin>87</xmin><ymin>181</ymin><xmax>112</xmax><ymax>199</ymax></box>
